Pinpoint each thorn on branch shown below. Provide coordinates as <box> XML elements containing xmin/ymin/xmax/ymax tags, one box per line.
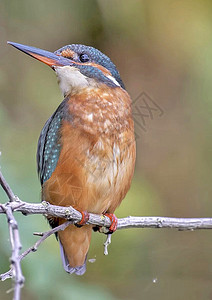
<box><xmin>33</xmin><ymin>232</ymin><xmax>44</xmax><ymax>236</ymax></box>
<box><xmin>0</xmin><ymin>269</ymin><xmax>13</xmax><ymax>281</ymax></box>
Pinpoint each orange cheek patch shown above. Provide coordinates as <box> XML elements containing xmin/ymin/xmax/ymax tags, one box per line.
<box><xmin>85</xmin><ymin>62</ymin><xmax>112</xmax><ymax>77</ymax></box>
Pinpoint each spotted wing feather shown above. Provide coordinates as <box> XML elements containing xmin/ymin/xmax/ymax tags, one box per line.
<box><xmin>37</xmin><ymin>98</ymin><xmax>70</xmax><ymax>185</ymax></box>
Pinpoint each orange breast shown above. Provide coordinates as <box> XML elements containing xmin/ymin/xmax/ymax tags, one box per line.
<box><xmin>42</xmin><ymin>85</ymin><xmax>136</xmax><ymax>215</ymax></box>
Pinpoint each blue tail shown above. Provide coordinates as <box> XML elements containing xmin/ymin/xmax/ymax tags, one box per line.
<box><xmin>59</xmin><ymin>241</ymin><xmax>87</xmax><ymax>275</ymax></box>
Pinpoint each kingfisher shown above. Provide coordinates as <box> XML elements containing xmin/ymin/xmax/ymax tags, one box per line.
<box><xmin>8</xmin><ymin>41</ymin><xmax>136</xmax><ymax>275</ymax></box>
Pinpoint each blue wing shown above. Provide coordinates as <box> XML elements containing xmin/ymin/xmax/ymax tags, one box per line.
<box><xmin>37</xmin><ymin>98</ymin><xmax>70</xmax><ymax>185</ymax></box>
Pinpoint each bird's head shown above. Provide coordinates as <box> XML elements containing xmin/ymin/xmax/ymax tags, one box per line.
<box><xmin>8</xmin><ymin>42</ymin><xmax>125</xmax><ymax>96</ymax></box>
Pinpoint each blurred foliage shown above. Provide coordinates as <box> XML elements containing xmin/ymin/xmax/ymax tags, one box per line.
<box><xmin>1</xmin><ymin>0</ymin><xmax>212</xmax><ymax>299</ymax></box>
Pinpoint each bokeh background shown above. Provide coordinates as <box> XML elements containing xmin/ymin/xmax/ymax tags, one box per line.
<box><xmin>1</xmin><ymin>0</ymin><xmax>212</xmax><ymax>299</ymax></box>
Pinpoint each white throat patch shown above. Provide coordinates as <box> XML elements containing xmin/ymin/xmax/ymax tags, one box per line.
<box><xmin>55</xmin><ymin>66</ymin><xmax>89</xmax><ymax>96</ymax></box>
<box><xmin>54</xmin><ymin>65</ymin><xmax>121</xmax><ymax>96</ymax></box>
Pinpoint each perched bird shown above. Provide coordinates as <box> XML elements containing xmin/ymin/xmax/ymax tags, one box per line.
<box><xmin>8</xmin><ymin>41</ymin><xmax>136</xmax><ymax>275</ymax></box>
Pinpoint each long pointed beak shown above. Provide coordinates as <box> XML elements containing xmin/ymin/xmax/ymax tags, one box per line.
<box><xmin>7</xmin><ymin>41</ymin><xmax>72</xmax><ymax>67</ymax></box>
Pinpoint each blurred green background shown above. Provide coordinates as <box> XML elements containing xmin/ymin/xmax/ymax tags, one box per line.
<box><xmin>1</xmin><ymin>0</ymin><xmax>212</xmax><ymax>299</ymax></box>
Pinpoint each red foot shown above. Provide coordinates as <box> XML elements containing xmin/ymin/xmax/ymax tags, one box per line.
<box><xmin>104</xmin><ymin>213</ymin><xmax>118</xmax><ymax>233</ymax></box>
<box><xmin>77</xmin><ymin>211</ymin><xmax>90</xmax><ymax>226</ymax></box>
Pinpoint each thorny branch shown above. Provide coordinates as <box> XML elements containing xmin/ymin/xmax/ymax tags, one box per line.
<box><xmin>0</xmin><ymin>170</ymin><xmax>212</xmax><ymax>300</ymax></box>
<box><xmin>0</xmin><ymin>203</ymin><xmax>24</xmax><ymax>300</ymax></box>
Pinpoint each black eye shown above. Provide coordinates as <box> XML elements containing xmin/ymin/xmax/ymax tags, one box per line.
<box><xmin>79</xmin><ymin>53</ymin><xmax>90</xmax><ymax>63</ymax></box>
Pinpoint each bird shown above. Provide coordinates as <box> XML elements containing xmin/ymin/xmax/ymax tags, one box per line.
<box><xmin>8</xmin><ymin>41</ymin><xmax>136</xmax><ymax>275</ymax></box>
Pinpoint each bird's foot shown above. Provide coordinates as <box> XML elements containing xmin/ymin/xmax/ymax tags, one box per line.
<box><xmin>104</xmin><ymin>213</ymin><xmax>118</xmax><ymax>233</ymax></box>
<box><xmin>93</xmin><ymin>213</ymin><xmax>118</xmax><ymax>234</ymax></box>
<box><xmin>75</xmin><ymin>210</ymin><xmax>90</xmax><ymax>227</ymax></box>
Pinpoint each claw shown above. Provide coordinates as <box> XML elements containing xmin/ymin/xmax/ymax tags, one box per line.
<box><xmin>104</xmin><ymin>213</ymin><xmax>118</xmax><ymax>233</ymax></box>
<box><xmin>76</xmin><ymin>210</ymin><xmax>90</xmax><ymax>227</ymax></box>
